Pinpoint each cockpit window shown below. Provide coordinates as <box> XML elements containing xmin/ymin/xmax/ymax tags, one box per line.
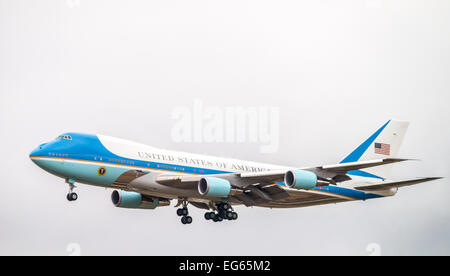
<box><xmin>56</xmin><ymin>135</ymin><xmax>72</xmax><ymax>140</ymax></box>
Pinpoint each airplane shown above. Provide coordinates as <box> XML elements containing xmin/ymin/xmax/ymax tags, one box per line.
<box><xmin>29</xmin><ymin>120</ymin><xmax>442</xmax><ymax>224</ymax></box>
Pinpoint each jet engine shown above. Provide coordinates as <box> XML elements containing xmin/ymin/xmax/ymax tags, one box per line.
<box><xmin>111</xmin><ymin>190</ymin><xmax>169</xmax><ymax>209</ymax></box>
<box><xmin>198</xmin><ymin>177</ymin><xmax>231</xmax><ymax>198</ymax></box>
<box><xmin>284</xmin><ymin>170</ymin><xmax>318</xmax><ymax>190</ymax></box>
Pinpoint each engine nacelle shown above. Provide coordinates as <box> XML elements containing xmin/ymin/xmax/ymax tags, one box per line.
<box><xmin>198</xmin><ymin>177</ymin><xmax>231</xmax><ymax>198</ymax></box>
<box><xmin>284</xmin><ymin>170</ymin><xmax>318</xmax><ymax>190</ymax></box>
<box><xmin>111</xmin><ymin>190</ymin><xmax>169</xmax><ymax>209</ymax></box>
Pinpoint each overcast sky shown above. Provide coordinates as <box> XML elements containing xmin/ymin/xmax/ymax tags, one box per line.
<box><xmin>1</xmin><ymin>0</ymin><xmax>449</xmax><ymax>255</ymax></box>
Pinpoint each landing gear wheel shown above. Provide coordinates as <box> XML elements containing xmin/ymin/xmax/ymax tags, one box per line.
<box><xmin>178</xmin><ymin>200</ymin><xmax>192</xmax><ymax>225</ymax></box>
<box><xmin>71</xmin><ymin>193</ymin><xmax>78</xmax><ymax>201</ymax></box>
<box><xmin>226</xmin><ymin>211</ymin><xmax>234</xmax><ymax>220</ymax></box>
<box><xmin>67</xmin><ymin>193</ymin><xmax>77</xmax><ymax>201</ymax></box>
<box><xmin>232</xmin><ymin>212</ymin><xmax>238</xmax><ymax>220</ymax></box>
<box><xmin>181</xmin><ymin>207</ymin><xmax>188</xmax><ymax>216</ymax></box>
<box><xmin>218</xmin><ymin>211</ymin><xmax>226</xmax><ymax>219</ymax></box>
<box><xmin>66</xmin><ymin>180</ymin><xmax>77</xmax><ymax>202</ymax></box>
<box><xmin>181</xmin><ymin>215</ymin><xmax>192</xmax><ymax>224</ymax></box>
<box><xmin>205</xmin><ymin>212</ymin><xmax>216</xmax><ymax>221</ymax></box>
<box><xmin>176</xmin><ymin>201</ymin><xmax>189</xmax><ymax>218</ymax></box>
<box><xmin>204</xmin><ymin>212</ymin><xmax>211</xmax><ymax>220</ymax></box>
<box><xmin>210</xmin><ymin>202</ymin><xmax>238</xmax><ymax>222</ymax></box>
<box><xmin>177</xmin><ymin>208</ymin><xmax>184</xmax><ymax>216</ymax></box>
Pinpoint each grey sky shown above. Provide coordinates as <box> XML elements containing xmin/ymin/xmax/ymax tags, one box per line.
<box><xmin>1</xmin><ymin>0</ymin><xmax>449</xmax><ymax>255</ymax></box>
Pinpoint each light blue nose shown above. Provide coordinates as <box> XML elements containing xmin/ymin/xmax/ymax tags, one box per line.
<box><xmin>29</xmin><ymin>143</ymin><xmax>64</xmax><ymax>177</ymax></box>
<box><xmin>29</xmin><ymin>143</ymin><xmax>48</xmax><ymax>158</ymax></box>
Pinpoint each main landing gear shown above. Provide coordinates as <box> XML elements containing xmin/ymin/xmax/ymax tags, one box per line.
<box><xmin>175</xmin><ymin>201</ymin><xmax>238</xmax><ymax>224</ymax></box>
<box><xmin>66</xmin><ymin>179</ymin><xmax>78</xmax><ymax>202</ymax></box>
<box><xmin>204</xmin><ymin>202</ymin><xmax>238</xmax><ymax>223</ymax></box>
<box><xmin>176</xmin><ymin>201</ymin><xmax>193</xmax><ymax>225</ymax></box>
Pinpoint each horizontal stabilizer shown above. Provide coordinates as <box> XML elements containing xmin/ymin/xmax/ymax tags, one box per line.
<box><xmin>354</xmin><ymin>177</ymin><xmax>443</xmax><ymax>191</ymax></box>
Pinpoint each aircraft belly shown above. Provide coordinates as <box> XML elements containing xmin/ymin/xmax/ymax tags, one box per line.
<box><xmin>127</xmin><ymin>172</ymin><xmax>200</xmax><ymax>198</ymax></box>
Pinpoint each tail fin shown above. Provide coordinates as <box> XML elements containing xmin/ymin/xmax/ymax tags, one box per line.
<box><xmin>340</xmin><ymin>120</ymin><xmax>409</xmax><ymax>179</ymax></box>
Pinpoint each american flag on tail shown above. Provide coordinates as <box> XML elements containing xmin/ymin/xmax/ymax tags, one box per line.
<box><xmin>374</xmin><ymin>142</ymin><xmax>390</xmax><ymax>155</ymax></box>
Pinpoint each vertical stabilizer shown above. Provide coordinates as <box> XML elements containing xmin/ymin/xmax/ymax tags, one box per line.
<box><xmin>340</xmin><ymin>120</ymin><xmax>409</xmax><ymax>179</ymax></box>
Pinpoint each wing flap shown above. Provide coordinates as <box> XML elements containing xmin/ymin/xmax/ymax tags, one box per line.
<box><xmin>261</xmin><ymin>184</ymin><xmax>290</xmax><ymax>200</ymax></box>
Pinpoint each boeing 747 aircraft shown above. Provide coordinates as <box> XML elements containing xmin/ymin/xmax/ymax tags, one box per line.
<box><xmin>29</xmin><ymin>121</ymin><xmax>441</xmax><ymax>224</ymax></box>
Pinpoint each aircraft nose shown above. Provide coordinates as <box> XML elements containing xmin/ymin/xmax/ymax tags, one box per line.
<box><xmin>29</xmin><ymin>143</ymin><xmax>48</xmax><ymax>159</ymax></box>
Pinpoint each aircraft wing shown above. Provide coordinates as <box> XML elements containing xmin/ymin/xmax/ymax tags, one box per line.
<box><xmin>112</xmin><ymin>158</ymin><xmax>416</xmax><ymax>206</ymax></box>
<box><xmin>354</xmin><ymin>177</ymin><xmax>443</xmax><ymax>191</ymax></box>
<box><xmin>239</xmin><ymin>158</ymin><xmax>410</xmax><ymax>184</ymax></box>
<box><xmin>151</xmin><ymin>158</ymin><xmax>411</xmax><ymax>189</ymax></box>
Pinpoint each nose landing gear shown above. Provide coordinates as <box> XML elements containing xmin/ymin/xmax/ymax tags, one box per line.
<box><xmin>66</xmin><ymin>179</ymin><xmax>78</xmax><ymax>201</ymax></box>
